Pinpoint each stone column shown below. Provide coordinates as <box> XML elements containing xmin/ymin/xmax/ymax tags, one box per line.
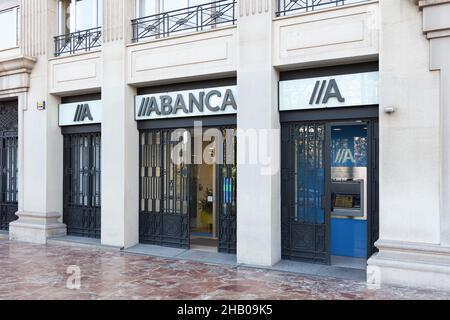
<box><xmin>10</xmin><ymin>0</ymin><xmax>66</xmax><ymax>243</ymax></box>
<box><xmin>368</xmin><ymin>0</ymin><xmax>450</xmax><ymax>291</ymax></box>
<box><xmin>236</xmin><ymin>0</ymin><xmax>281</xmax><ymax>266</ymax></box>
<box><xmin>100</xmin><ymin>0</ymin><xmax>139</xmax><ymax>248</ymax></box>
<box><xmin>420</xmin><ymin>0</ymin><xmax>450</xmax><ymax>247</ymax></box>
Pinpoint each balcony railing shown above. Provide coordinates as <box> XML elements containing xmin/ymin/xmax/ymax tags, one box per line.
<box><xmin>54</xmin><ymin>27</ymin><xmax>102</xmax><ymax>57</ymax></box>
<box><xmin>132</xmin><ymin>0</ymin><xmax>236</xmax><ymax>42</ymax></box>
<box><xmin>276</xmin><ymin>0</ymin><xmax>367</xmax><ymax>17</ymax></box>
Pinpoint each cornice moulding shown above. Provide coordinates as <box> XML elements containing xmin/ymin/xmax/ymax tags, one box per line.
<box><xmin>418</xmin><ymin>0</ymin><xmax>450</xmax><ymax>8</ymax></box>
<box><xmin>0</xmin><ymin>56</ymin><xmax>37</xmax><ymax>73</ymax></box>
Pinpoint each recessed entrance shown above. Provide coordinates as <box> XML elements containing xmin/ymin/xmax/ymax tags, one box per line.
<box><xmin>281</xmin><ymin>119</ymin><xmax>378</xmax><ymax>265</ymax></box>
<box><xmin>139</xmin><ymin>125</ymin><xmax>237</xmax><ymax>253</ymax></box>
<box><xmin>190</xmin><ymin>141</ymin><xmax>218</xmax><ymax>251</ymax></box>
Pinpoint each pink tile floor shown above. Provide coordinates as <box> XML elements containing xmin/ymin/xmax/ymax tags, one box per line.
<box><xmin>0</xmin><ymin>239</ymin><xmax>449</xmax><ymax>300</ymax></box>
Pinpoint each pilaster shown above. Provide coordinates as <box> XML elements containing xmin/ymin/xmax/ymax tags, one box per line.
<box><xmin>236</xmin><ymin>0</ymin><xmax>281</xmax><ymax>266</ymax></box>
<box><xmin>100</xmin><ymin>0</ymin><xmax>139</xmax><ymax>248</ymax></box>
<box><xmin>9</xmin><ymin>0</ymin><xmax>66</xmax><ymax>244</ymax></box>
<box><xmin>368</xmin><ymin>0</ymin><xmax>450</xmax><ymax>291</ymax></box>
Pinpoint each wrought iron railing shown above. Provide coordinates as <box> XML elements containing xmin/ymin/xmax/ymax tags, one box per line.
<box><xmin>54</xmin><ymin>27</ymin><xmax>102</xmax><ymax>56</ymax></box>
<box><xmin>276</xmin><ymin>0</ymin><xmax>367</xmax><ymax>16</ymax></box>
<box><xmin>132</xmin><ymin>0</ymin><xmax>236</xmax><ymax>42</ymax></box>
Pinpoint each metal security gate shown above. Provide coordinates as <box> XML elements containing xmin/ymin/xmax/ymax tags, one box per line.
<box><xmin>0</xmin><ymin>103</ymin><xmax>18</xmax><ymax>231</ymax></box>
<box><xmin>63</xmin><ymin>132</ymin><xmax>101</xmax><ymax>238</ymax></box>
<box><xmin>139</xmin><ymin>129</ymin><xmax>190</xmax><ymax>248</ymax></box>
<box><xmin>281</xmin><ymin>123</ymin><xmax>330</xmax><ymax>264</ymax></box>
<box><xmin>217</xmin><ymin>128</ymin><xmax>237</xmax><ymax>254</ymax></box>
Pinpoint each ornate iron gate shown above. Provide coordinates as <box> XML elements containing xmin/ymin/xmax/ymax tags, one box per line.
<box><xmin>0</xmin><ymin>103</ymin><xmax>18</xmax><ymax>231</ymax></box>
<box><xmin>217</xmin><ymin>128</ymin><xmax>237</xmax><ymax>254</ymax></box>
<box><xmin>139</xmin><ymin>129</ymin><xmax>190</xmax><ymax>248</ymax></box>
<box><xmin>281</xmin><ymin>123</ymin><xmax>330</xmax><ymax>264</ymax></box>
<box><xmin>63</xmin><ymin>132</ymin><xmax>101</xmax><ymax>238</ymax></box>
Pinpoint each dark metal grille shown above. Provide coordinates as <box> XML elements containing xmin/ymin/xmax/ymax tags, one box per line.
<box><xmin>63</xmin><ymin>132</ymin><xmax>101</xmax><ymax>238</ymax></box>
<box><xmin>217</xmin><ymin>128</ymin><xmax>237</xmax><ymax>254</ymax></box>
<box><xmin>54</xmin><ymin>27</ymin><xmax>102</xmax><ymax>57</ymax></box>
<box><xmin>281</xmin><ymin>123</ymin><xmax>330</xmax><ymax>263</ymax></box>
<box><xmin>139</xmin><ymin>129</ymin><xmax>190</xmax><ymax>248</ymax></box>
<box><xmin>132</xmin><ymin>0</ymin><xmax>236</xmax><ymax>42</ymax></box>
<box><xmin>276</xmin><ymin>0</ymin><xmax>367</xmax><ymax>16</ymax></box>
<box><xmin>0</xmin><ymin>103</ymin><xmax>18</xmax><ymax>231</ymax></box>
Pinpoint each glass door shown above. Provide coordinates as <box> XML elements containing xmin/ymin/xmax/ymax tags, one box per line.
<box><xmin>217</xmin><ymin>127</ymin><xmax>237</xmax><ymax>254</ymax></box>
<box><xmin>139</xmin><ymin>129</ymin><xmax>190</xmax><ymax>249</ymax></box>
<box><xmin>63</xmin><ymin>132</ymin><xmax>101</xmax><ymax>238</ymax></box>
<box><xmin>281</xmin><ymin>123</ymin><xmax>331</xmax><ymax>263</ymax></box>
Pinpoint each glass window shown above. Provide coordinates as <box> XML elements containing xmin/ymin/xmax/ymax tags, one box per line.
<box><xmin>76</xmin><ymin>0</ymin><xmax>101</xmax><ymax>31</ymax></box>
<box><xmin>58</xmin><ymin>0</ymin><xmax>71</xmax><ymax>34</ymax></box>
<box><xmin>58</xmin><ymin>0</ymin><xmax>102</xmax><ymax>34</ymax></box>
<box><xmin>0</xmin><ymin>7</ymin><xmax>19</xmax><ymax>50</ymax></box>
<box><xmin>331</xmin><ymin>125</ymin><xmax>368</xmax><ymax>168</ymax></box>
<box><xmin>137</xmin><ymin>0</ymin><xmax>157</xmax><ymax>17</ymax></box>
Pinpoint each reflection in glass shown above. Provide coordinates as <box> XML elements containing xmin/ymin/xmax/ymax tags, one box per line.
<box><xmin>294</xmin><ymin>124</ymin><xmax>325</xmax><ymax>224</ymax></box>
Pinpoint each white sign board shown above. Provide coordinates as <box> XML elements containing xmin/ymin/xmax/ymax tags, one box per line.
<box><xmin>279</xmin><ymin>72</ymin><xmax>379</xmax><ymax>111</ymax></box>
<box><xmin>59</xmin><ymin>100</ymin><xmax>102</xmax><ymax>126</ymax></box>
<box><xmin>135</xmin><ymin>86</ymin><xmax>237</xmax><ymax>121</ymax></box>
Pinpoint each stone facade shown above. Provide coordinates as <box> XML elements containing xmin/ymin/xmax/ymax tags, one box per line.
<box><xmin>1</xmin><ymin>0</ymin><xmax>449</xmax><ymax>291</ymax></box>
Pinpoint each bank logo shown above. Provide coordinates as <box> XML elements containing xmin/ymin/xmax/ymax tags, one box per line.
<box><xmin>309</xmin><ymin>79</ymin><xmax>345</xmax><ymax>105</ymax></box>
<box><xmin>135</xmin><ymin>87</ymin><xmax>237</xmax><ymax>120</ymax></box>
<box><xmin>334</xmin><ymin>148</ymin><xmax>355</xmax><ymax>165</ymax></box>
<box><xmin>73</xmin><ymin>104</ymin><xmax>94</xmax><ymax>122</ymax></box>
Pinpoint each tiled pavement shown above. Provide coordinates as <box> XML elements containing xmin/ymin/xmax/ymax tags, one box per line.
<box><xmin>0</xmin><ymin>239</ymin><xmax>449</xmax><ymax>300</ymax></box>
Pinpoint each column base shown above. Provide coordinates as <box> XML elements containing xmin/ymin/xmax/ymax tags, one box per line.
<box><xmin>367</xmin><ymin>240</ymin><xmax>450</xmax><ymax>291</ymax></box>
<box><xmin>9</xmin><ymin>211</ymin><xmax>67</xmax><ymax>244</ymax></box>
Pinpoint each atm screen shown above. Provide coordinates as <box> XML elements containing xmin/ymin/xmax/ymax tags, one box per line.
<box><xmin>333</xmin><ymin>193</ymin><xmax>361</xmax><ymax>210</ymax></box>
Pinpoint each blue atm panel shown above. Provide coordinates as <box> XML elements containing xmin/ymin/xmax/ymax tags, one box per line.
<box><xmin>331</xmin><ymin>218</ymin><xmax>367</xmax><ymax>258</ymax></box>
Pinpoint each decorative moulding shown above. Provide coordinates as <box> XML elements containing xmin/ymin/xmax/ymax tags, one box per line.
<box><xmin>0</xmin><ymin>55</ymin><xmax>36</xmax><ymax>74</ymax></box>
<box><xmin>418</xmin><ymin>0</ymin><xmax>450</xmax><ymax>8</ymax></box>
<box><xmin>239</xmin><ymin>0</ymin><xmax>270</xmax><ymax>17</ymax></box>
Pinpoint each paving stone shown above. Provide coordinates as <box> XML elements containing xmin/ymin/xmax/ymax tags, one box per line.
<box><xmin>0</xmin><ymin>239</ymin><xmax>449</xmax><ymax>300</ymax></box>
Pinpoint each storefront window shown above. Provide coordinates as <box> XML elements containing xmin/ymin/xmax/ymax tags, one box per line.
<box><xmin>0</xmin><ymin>7</ymin><xmax>19</xmax><ymax>50</ymax></box>
<box><xmin>58</xmin><ymin>0</ymin><xmax>103</xmax><ymax>34</ymax></box>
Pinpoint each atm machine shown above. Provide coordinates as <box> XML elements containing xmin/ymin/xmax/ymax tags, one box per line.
<box><xmin>330</xmin><ymin>166</ymin><xmax>368</xmax><ymax>259</ymax></box>
<box><xmin>331</xmin><ymin>167</ymin><xmax>366</xmax><ymax>219</ymax></box>
<box><xmin>330</xmin><ymin>123</ymin><xmax>369</xmax><ymax>260</ymax></box>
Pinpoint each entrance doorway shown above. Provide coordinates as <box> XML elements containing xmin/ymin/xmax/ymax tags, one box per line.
<box><xmin>190</xmin><ymin>141</ymin><xmax>217</xmax><ymax>250</ymax></box>
<box><xmin>281</xmin><ymin>120</ymin><xmax>378</xmax><ymax>265</ymax></box>
<box><xmin>139</xmin><ymin>126</ymin><xmax>237</xmax><ymax>253</ymax></box>
<box><xmin>0</xmin><ymin>101</ymin><xmax>18</xmax><ymax>231</ymax></box>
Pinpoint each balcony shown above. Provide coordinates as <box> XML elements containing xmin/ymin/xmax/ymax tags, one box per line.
<box><xmin>54</xmin><ymin>27</ymin><xmax>102</xmax><ymax>57</ymax></box>
<box><xmin>276</xmin><ymin>0</ymin><xmax>368</xmax><ymax>17</ymax></box>
<box><xmin>131</xmin><ymin>0</ymin><xmax>236</xmax><ymax>43</ymax></box>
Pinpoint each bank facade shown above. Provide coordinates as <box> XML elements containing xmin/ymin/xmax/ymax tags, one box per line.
<box><xmin>1</xmin><ymin>0</ymin><xmax>450</xmax><ymax>291</ymax></box>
